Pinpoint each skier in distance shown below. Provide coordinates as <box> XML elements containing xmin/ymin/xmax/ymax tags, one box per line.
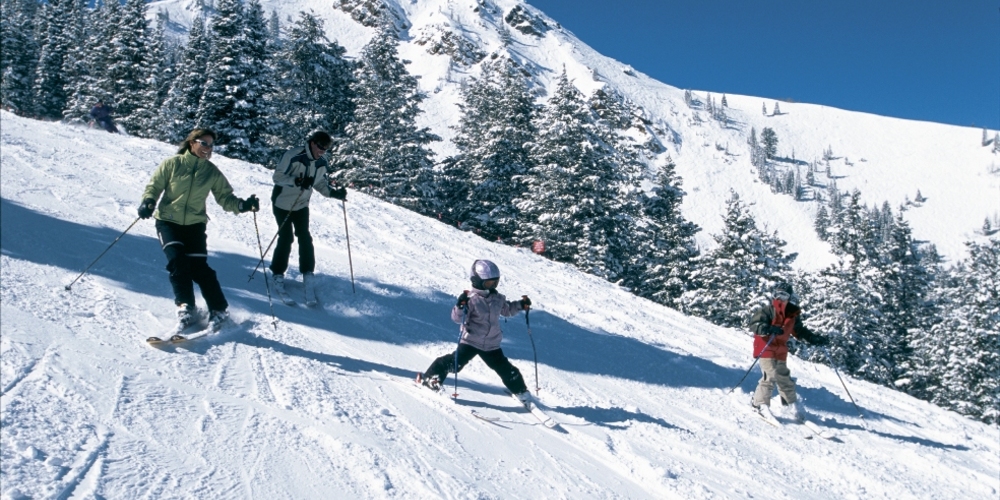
<box><xmin>418</xmin><ymin>260</ymin><xmax>533</xmax><ymax>405</ymax></box>
<box><xmin>749</xmin><ymin>283</ymin><xmax>829</xmax><ymax>422</ymax></box>
<box><xmin>137</xmin><ymin>128</ymin><xmax>260</xmax><ymax>333</ymax></box>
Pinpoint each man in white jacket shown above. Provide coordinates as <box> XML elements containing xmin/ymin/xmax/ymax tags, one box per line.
<box><xmin>269</xmin><ymin>131</ymin><xmax>346</xmax><ymax>304</ymax></box>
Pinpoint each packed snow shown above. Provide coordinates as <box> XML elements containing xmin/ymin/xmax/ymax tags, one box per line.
<box><xmin>2</xmin><ymin>111</ymin><xmax>998</xmax><ymax>499</ymax></box>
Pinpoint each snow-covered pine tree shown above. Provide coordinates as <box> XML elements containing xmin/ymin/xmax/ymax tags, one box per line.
<box><xmin>235</xmin><ymin>0</ymin><xmax>276</xmax><ymax>163</ymax></box>
<box><xmin>130</xmin><ymin>11</ymin><xmax>178</xmax><ymax>138</ymax></box>
<box><xmin>678</xmin><ymin>190</ymin><xmax>795</xmax><ymax>326</ymax></box>
<box><xmin>160</xmin><ymin>14</ymin><xmax>210</xmax><ymax>143</ymax></box>
<box><xmin>268</xmin><ymin>11</ymin><xmax>354</xmax><ymax>154</ymax></box>
<box><xmin>925</xmin><ymin>238</ymin><xmax>999</xmax><ymax>423</ymax></box>
<box><xmin>106</xmin><ymin>0</ymin><xmax>151</xmax><ymax>134</ymax></box>
<box><xmin>514</xmin><ymin>71</ymin><xmax>640</xmax><ymax>282</ymax></box>
<box><xmin>445</xmin><ymin>57</ymin><xmax>535</xmax><ymax>240</ymax></box>
<box><xmin>197</xmin><ymin>0</ymin><xmax>262</xmax><ymax>162</ymax></box>
<box><xmin>59</xmin><ymin>0</ymin><xmax>92</xmax><ymax>124</ymax></box>
<box><xmin>760</xmin><ymin>127</ymin><xmax>778</xmax><ymax>160</ymax></box>
<box><xmin>814</xmin><ymin>205</ymin><xmax>831</xmax><ymax>240</ymax></box>
<box><xmin>341</xmin><ymin>26</ymin><xmax>439</xmax><ymax>212</ymax></box>
<box><xmin>1</xmin><ymin>0</ymin><xmax>40</xmax><ymax>115</ymax></box>
<box><xmin>875</xmin><ymin>213</ymin><xmax>940</xmax><ymax>388</ymax></box>
<box><xmin>772</xmin><ymin>101</ymin><xmax>781</xmax><ymax>115</ymax></box>
<box><xmin>628</xmin><ymin>157</ymin><xmax>700</xmax><ymax>306</ymax></box>
<box><xmin>32</xmin><ymin>0</ymin><xmax>74</xmax><ymax>119</ymax></box>
<box><xmin>803</xmin><ymin>257</ymin><xmax>886</xmax><ymax>381</ymax></box>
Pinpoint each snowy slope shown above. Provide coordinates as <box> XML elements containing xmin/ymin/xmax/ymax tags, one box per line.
<box><xmin>149</xmin><ymin>0</ymin><xmax>999</xmax><ymax>269</ymax></box>
<box><xmin>2</xmin><ymin>112</ymin><xmax>998</xmax><ymax>498</ymax></box>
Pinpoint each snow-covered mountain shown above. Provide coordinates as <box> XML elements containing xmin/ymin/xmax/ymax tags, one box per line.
<box><xmin>148</xmin><ymin>0</ymin><xmax>1000</xmax><ymax>271</ymax></box>
<box><xmin>1</xmin><ymin>111</ymin><xmax>998</xmax><ymax>498</ymax></box>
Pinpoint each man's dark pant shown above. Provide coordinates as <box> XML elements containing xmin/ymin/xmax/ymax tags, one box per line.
<box><xmin>424</xmin><ymin>344</ymin><xmax>528</xmax><ymax>394</ymax></box>
<box><xmin>155</xmin><ymin>220</ymin><xmax>228</xmax><ymax>311</ymax></box>
<box><xmin>269</xmin><ymin>205</ymin><xmax>314</xmax><ymax>276</ymax></box>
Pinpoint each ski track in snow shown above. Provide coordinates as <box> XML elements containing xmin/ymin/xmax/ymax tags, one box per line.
<box><xmin>1</xmin><ymin>111</ymin><xmax>998</xmax><ymax>498</ymax></box>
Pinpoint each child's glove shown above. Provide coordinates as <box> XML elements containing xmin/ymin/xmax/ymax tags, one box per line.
<box><xmin>456</xmin><ymin>291</ymin><xmax>469</xmax><ymax>308</ymax></box>
<box><xmin>520</xmin><ymin>295</ymin><xmax>531</xmax><ymax>310</ymax></box>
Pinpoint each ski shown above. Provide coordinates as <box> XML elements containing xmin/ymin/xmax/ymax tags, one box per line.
<box><xmin>801</xmin><ymin>419</ymin><xmax>837</xmax><ymax>440</ymax></box>
<box><xmin>304</xmin><ymin>291</ymin><xmax>318</xmax><ymax>308</ymax></box>
<box><xmin>752</xmin><ymin>405</ymin><xmax>782</xmax><ymax>428</ymax></box>
<box><xmin>470</xmin><ymin>410</ymin><xmax>502</xmax><ymax>422</ymax></box>
<box><xmin>412</xmin><ymin>374</ymin><xmax>502</xmax><ymax>423</ymax></box>
<box><xmin>509</xmin><ymin>392</ymin><xmax>559</xmax><ymax>429</ymax></box>
<box><xmin>169</xmin><ymin>315</ymin><xmax>231</xmax><ymax>343</ymax></box>
<box><xmin>276</xmin><ymin>287</ymin><xmax>297</xmax><ymax>306</ymax></box>
<box><xmin>147</xmin><ymin>312</ymin><xmax>206</xmax><ymax>345</ymax></box>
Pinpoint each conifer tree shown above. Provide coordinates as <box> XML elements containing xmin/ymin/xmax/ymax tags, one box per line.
<box><xmin>760</xmin><ymin>127</ymin><xmax>778</xmax><ymax>160</ymax></box>
<box><xmin>197</xmin><ymin>0</ymin><xmax>257</xmax><ymax>160</ymax></box>
<box><xmin>131</xmin><ymin>11</ymin><xmax>178</xmax><ymax>138</ymax></box>
<box><xmin>629</xmin><ymin>158</ymin><xmax>700</xmax><ymax>306</ymax></box>
<box><xmin>107</xmin><ymin>0</ymin><xmax>152</xmax><ymax>134</ymax></box>
<box><xmin>446</xmin><ymin>57</ymin><xmax>535</xmax><ymax>240</ymax></box>
<box><xmin>514</xmin><ymin>72</ymin><xmax>640</xmax><ymax>281</ymax></box>
<box><xmin>679</xmin><ymin>191</ymin><xmax>795</xmax><ymax>326</ymax></box>
<box><xmin>60</xmin><ymin>0</ymin><xmax>93</xmax><ymax>124</ymax></box>
<box><xmin>269</xmin><ymin>11</ymin><xmax>354</xmax><ymax>152</ymax></box>
<box><xmin>32</xmin><ymin>0</ymin><xmax>73</xmax><ymax>119</ymax></box>
<box><xmin>1</xmin><ymin>0</ymin><xmax>40</xmax><ymax>114</ymax></box>
<box><xmin>160</xmin><ymin>14</ymin><xmax>210</xmax><ymax>143</ymax></box>
<box><xmin>340</xmin><ymin>27</ymin><xmax>439</xmax><ymax>212</ymax></box>
<box><xmin>236</xmin><ymin>0</ymin><xmax>276</xmax><ymax>162</ymax></box>
<box><xmin>927</xmin><ymin>239</ymin><xmax>1000</xmax><ymax>423</ymax></box>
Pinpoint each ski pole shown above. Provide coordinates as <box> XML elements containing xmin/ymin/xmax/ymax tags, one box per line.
<box><xmin>341</xmin><ymin>199</ymin><xmax>356</xmax><ymax>294</ymax></box>
<box><xmin>65</xmin><ymin>217</ymin><xmax>141</xmax><ymax>291</ymax></box>
<box><xmin>251</xmin><ymin>211</ymin><xmax>278</xmax><ymax>328</ymax></box>
<box><xmin>524</xmin><ymin>304</ymin><xmax>540</xmax><ymax>392</ymax></box>
<box><xmin>727</xmin><ymin>334</ymin><xmax>777</xmax><ymax>394</ymax></box>
<box><xmin>248</xmin><ymin>188</ymin><xmax>307</xmax><ymax>281</ymax></box>
<box><xmin>821</xmin><ymin>347</ymin><xmax>866</xmax><ymax>425</ymax></box>
<box><xmin>452</xmin><ymin>303</ymin><xmax>468</xmax><ymax>399</ymax></box>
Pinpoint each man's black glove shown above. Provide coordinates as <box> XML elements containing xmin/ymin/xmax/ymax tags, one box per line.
<box><xmin>329</xmin><ymin>182</ymin><xmax>347</xmax><ymax>201</ymax></box>
<box><xmin>456</xmin><ymin>291</ymin><xmax>469</xmax><ymax>308</ymax></box>
<box><xmin>520</xmin><ymin>295</ymin><xmax>532</xmax><ymax>310</ymax></box>
<box><xmin>762</xmin><ymin>325</ymin><xmax>783</xmax><ymax>336</ymax></box>
<box><xmin>137</xmin><ymin>198</ymin><xmax>155</xmax><ymax>219</ymax></box>
<box><xmin>238</xmin><ymin>194</ymin><xmax>259</xmax><ymax>213</ymax></box>
<box><xmin>808</xmin><ymin>334</ymin><xmax>829</xmax><ymax>346</ymax></box>
<box><xmin>294</xmin><ymin>174</ymin><xmax>315</xmax><ymax>189</ymax></box>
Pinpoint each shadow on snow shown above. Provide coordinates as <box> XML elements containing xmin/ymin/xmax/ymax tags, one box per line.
<box><xmin>2</xmin><ymin>198</ymin><xmax>968</xmax><ymax>448</ymax></box>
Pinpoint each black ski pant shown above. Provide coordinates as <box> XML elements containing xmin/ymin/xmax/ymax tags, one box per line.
<box><xmin>269</xmin><ymin>205</ymin><xmax>314</xmax><ymax>276</ymax></box>
<box><xmin>424</xmin><ymin>344</ymin><xmax>528</xmax><ymax>394</ymax></box>
<box><xmin>155</xmin><ymin>220</ymin><xmax>228</xmax><ymax>312</ymax></box>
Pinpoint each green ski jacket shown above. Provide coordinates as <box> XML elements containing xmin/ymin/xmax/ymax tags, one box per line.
<box><xmin>141</xmin><ymin>151</ymin><xmax>241</xmax><ymax>225</ymax></box>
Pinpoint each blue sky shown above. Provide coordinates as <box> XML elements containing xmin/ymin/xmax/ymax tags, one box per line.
<box><xmin>527</xmin><ymin>0</ymin><xmax>999</xmax><ymax>129</ymax></box>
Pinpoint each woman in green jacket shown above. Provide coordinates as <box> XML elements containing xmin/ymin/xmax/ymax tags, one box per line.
<box><xmin>137</xmin><ymin>129</ymin><xmax>259</xmax><ymax>333</ymax></box>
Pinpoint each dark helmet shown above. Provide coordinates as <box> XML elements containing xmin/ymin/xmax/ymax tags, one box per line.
<box><xmin>307</xmin><ymin>129</ymin><xmax>333</xmax><ymax>150</ymax></box>
<box><xmin>470</xmin><ymin>259</ymin><xmax>500</xmax><ymax>290</ymax></box>
<box><xmin>773</xmin><ymin>283</ymin><xmax>793</xmax><ymax>300</ymax></box>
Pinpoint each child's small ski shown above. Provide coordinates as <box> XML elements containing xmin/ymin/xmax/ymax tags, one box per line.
<box><xmin>510</xmin><ymin>392</ymin><xmax>558</xmax><ymax>429</ymax></box>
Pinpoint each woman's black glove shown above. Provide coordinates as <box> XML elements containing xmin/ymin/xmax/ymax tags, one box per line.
<box><xmin>137</xmin><ymin>198</ymin><xmax>155</xmax><ymax>219</ymax></box>
<box><xmin>239</xmin><ymin>195</ymin><xmax>260</xmax><ymax>213</ymax></box>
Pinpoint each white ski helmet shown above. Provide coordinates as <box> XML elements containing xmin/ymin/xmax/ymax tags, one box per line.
<box><xmin>470</xmin><ymin>259</ymin><xmax>500</xmax><ymax>289</ymax></box>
